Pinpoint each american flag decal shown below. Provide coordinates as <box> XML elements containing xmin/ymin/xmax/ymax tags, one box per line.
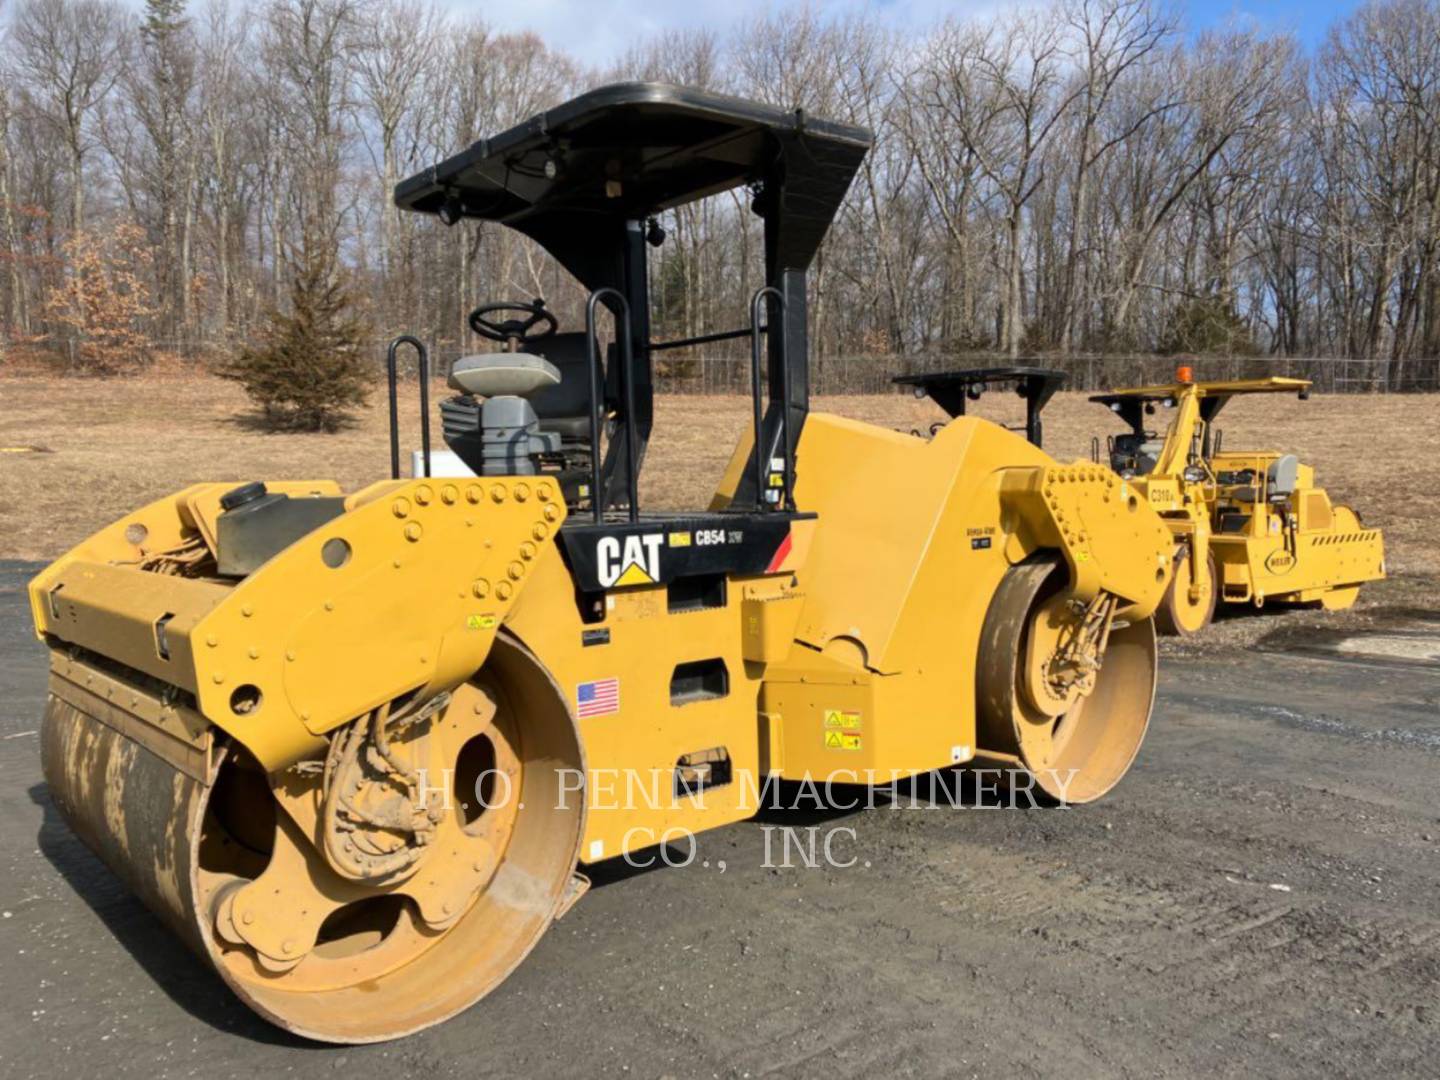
<box><xmin>576</xmin><ymin>677</ymin><xmax>620</xmax><ymax>718</ymax></box>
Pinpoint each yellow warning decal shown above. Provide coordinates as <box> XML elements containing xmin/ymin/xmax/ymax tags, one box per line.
<box><xmin>668</xmin><ymin>531</ymin><xmax>692</xmax><ymax>547</ymax></box>
<box><xmin>823</xmin><ymin>709</ymin><xmax>863</xmax><ymax>750</ymax></box>
<box><xmin>466</xmin><ymin>614</ymin><xmax>498</xmax><ymax>630</ymax></box>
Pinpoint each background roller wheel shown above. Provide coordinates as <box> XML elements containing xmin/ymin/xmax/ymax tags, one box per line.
<box><xmin>42</xmin><ymin>634</ymin><xmax>585</xmax><ymax>1043</ymax></box>
<box><xmin>1155</xmin><ymin>545</ymin><xmax>1217</xmax><ymax>636</ymax></box>
<box><xmin>976</xmin><ymin>554</ymin><xmax>1158</xmax><ymax>804</ymax></box>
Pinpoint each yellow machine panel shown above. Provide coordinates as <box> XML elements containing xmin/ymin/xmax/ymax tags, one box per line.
<box><xmin>717</xmin><ymin>414</ymin><xmax>1173</xmax><ymax>796</ymax></box>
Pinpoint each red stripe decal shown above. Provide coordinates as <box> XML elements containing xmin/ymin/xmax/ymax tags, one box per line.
<box><xmin>765</xmin><ymin>530</ymin><xmax>793</xmax><ymax>574</ymax></box>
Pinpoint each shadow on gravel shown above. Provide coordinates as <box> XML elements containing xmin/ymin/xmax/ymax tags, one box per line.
<box><xmin>222</xmin><ymin>411</ymin><xmax>361</xmax><ymax>435</ymax></box>
<box><xmin>753</xmin><ymin>770</ymin><xmax>1042</xmax><ymax>821</ymax></box>
<box><xmin>585</xmin><ymin>777</ymin><xmax>880</xmax><ymax>890</ymax></box>
<box><xmin>28</xmin><ymin>782</ymin><xmax>319</xmax><ymax>1049</ymax></box>
<box><xmin>587</xmin><ymin>768</ymin><xmax>1042</xmax><ymax>890</ymax></box>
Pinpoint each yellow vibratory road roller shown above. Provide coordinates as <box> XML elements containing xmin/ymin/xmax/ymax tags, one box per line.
<box><xmin>30</xmin><ymin>83</ymin><xmax>1176</xmax><ymax>1042</ymax></box>
<box><xmin>1090</xmin><ymin>366</ymin><xmax>1385</xmax><ymax>634</ymax></box>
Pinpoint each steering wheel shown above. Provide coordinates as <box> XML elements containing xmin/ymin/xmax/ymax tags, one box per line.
<box><xmin>468</xmin><ymin>298</ymin><xmax>558</xmax><ymax>347</ymax></box>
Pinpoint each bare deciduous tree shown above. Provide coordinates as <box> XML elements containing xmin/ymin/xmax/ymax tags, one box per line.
<box><xmin>8</xmin><ymin>0</ymin><xmax>126</xmax><ymax>230</ymax></box>
<box><xmin>1</xmin><ymin>0</ymin><xmax>1439</xmax><ymax>385</ymax></box>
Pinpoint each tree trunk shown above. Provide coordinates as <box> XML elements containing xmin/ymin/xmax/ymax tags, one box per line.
<box><xmin>1059</xmin><ymin>158</ymin><xmax>1090</xmax><ymax>356</ymax></box>
<box><xmin>70</xmin><ymin>141</ymin><xmax>85</xmax><ymax>232</ymax></box>
<box><xmin>0</xmin><ymin>89</ymin><xmax>27</xmax><ymax>336</ymax></box>
<box><xmin>1006</xmin><ymin>210</ymin><xmax>1022</xmax><ymax>358</ymax></box>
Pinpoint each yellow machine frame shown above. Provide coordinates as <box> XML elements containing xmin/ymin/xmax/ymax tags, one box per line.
<box><xmin>32</xmin><ymin>417</ymin><xmax>1174</xmax><ymax>863</ymax></box>
<box><xmin>26</xmin><ymin>81</ymin><xmax>1184</xmax><ymax>1044</ymax></box>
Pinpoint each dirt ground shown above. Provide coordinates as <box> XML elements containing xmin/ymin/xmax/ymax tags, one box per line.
<box><xmin>1</xmin><ymin>558</ymin><xmax>1438</xmax><ymax>1077</ymax></box>
<box><xmin>2</xmin><ymin>373</ymin><xmax>1434</xmax><ymax>651</ymax></box>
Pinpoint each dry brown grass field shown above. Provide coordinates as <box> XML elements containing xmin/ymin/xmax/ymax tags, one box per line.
<box><xmin>2</xmin><ymin>375</ymin><xmax>1433</xmax><ymax>630</ymax></box>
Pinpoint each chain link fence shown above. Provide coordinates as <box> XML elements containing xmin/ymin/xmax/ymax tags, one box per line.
<box><xmin>9</xmin><ymin>334</ymin><xmax>1438</xmax><ymax>395</ymax></box>
<box><xmin>646</xmin><ymin>353</ymin><xmax>1440</xmax><ymax>396</ymax></box>
<box><xmin>370</xmin><ymin>341</ymin><xmax>1440</xmax><ymax>396</ymax></box>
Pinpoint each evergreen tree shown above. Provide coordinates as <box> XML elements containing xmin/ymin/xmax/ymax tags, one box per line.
<box><xmin>224</xmin><ymin>254</ymin><xmax>370</xmax><ymax>431</ymax></box>
<box><xmin>1158</xmin><ymin>295</ymin><xmax>1258</xmax><ymax>357</ymax></box>
<box><xmin>140</xmin><ymin>0</ymin><xmax>188</xmax><ymax>49</ymax></box>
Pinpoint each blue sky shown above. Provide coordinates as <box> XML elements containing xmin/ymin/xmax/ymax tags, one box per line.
<box><xmin>470</xmin><ymin>0</ymin><xmax>1365</xmax><ymax>66</ymax></box>
<box><xmin>1195</xmin><ymin>0</ymin><xmax>1359</xmax><ymax>46</ymax></box>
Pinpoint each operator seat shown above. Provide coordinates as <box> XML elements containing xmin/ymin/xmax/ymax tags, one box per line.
<box><xmin>443</xmin><ymin>352</ymin><xmax>562</xmax><ymax>476</ymax></box>
<box><xmin>450</xmin><ymin>332</ymin><xmax>615</xmax><ymax>440</ymax></box>
<box><xmin>1110</xmin><ymin>432</ymin><xmax>1164</xmax><ymax>476</ymax></box>
<box><xmin>1229</xmin><ymin>454</ymin><xmax>1299</xmax><ymax>504</ymax></box>
<box><xmin>1268</xmin><ymin>453</ymin><xmax>1299</xmax><ymax>498</ymax></box>
<box><xmin>442</xmin><ymin>332</ymin><xmax>617</xmax><ymax>485</ymax></box>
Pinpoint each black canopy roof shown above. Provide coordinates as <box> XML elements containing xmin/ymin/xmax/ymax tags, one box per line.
<box><xmin>894</xmin><ymin>366</ymin><xmax>1067</xmax><ymax>410</ymax></box>
<box><xmin>893</xmin><ymin>366</ymin><xmax>1068</xmax><ymax>448</ymax></box>
<box><xmin>393</xmin><ymin>82</ymin><xmax>872</xmax><ymax>288</ymax></box>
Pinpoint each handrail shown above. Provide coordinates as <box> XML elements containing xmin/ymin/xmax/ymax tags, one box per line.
<box><xmin>749</xmin><ymin>286</ymin><xmax>791</xmax><ymax>510</ymax></box>
<box><xmin>747</xmin><ymin>297</ymin><xmax>767</xmax><ymax>507</ymax></box>
<box><xmin>646</xmin><ymin>324</ymin><xmax>766</xmax><ymax>353</ymax></box>
<box><xmin>584</xmin><ymin>289</ymin><xmax>640</xmax><ymax>524</ymax></box>
<box><xmin>386</xmin><ymin>335</ymin><xmax>430</xmax><ymax>480</ymax></box>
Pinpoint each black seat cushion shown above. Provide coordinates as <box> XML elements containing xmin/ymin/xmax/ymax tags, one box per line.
<box><xmin>521</xmin><ymin>333</ymin><xmax>616</xmax><ymax>440</ymax></box>
<box><xmin>543</xmin><ymin>416</ymin><xmax>595</xmax><ymax>439</ymax></box>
